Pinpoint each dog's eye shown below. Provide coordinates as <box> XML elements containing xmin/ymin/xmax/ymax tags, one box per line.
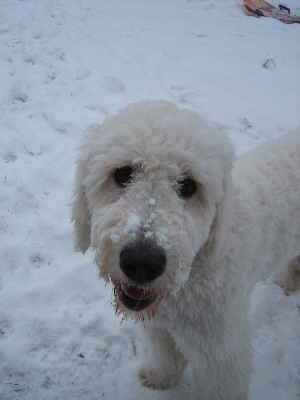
<box><xmin>113</xmin><ymin>166</ymin><xmax>134</xmax><ymax>187</ymax></box>
<box><xmin>177</xmin><ymin>177</ymin><xmax>197</xmax><ymax>199</ymax></box>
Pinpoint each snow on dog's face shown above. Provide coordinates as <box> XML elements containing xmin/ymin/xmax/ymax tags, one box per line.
<box><xmin>72</xmin><ymin>101</ymin><xmax>234</xmax><ymax>320</ymax></box>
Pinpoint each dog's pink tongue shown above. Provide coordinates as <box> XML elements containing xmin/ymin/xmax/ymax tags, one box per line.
<box><xmin>122</xmin><ymin>285</ymin><xmax>152</xmax><ymax>300</ymax></box>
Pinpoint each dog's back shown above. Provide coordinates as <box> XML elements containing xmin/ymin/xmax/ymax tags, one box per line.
<box><xmin>234</xmin><ymin>130</ymin><xmax>300</xmax><ymax>209</ymax></box>
<box><xmin>232</xmin><ymin>130</ymin><xmax>300</xmax><ymax>283</ymax></box>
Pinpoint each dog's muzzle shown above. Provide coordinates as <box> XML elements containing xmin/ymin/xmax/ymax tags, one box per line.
<box><xmin>117</xmin><ymin>239</ymin><xmax>166</xmax><ymax>311</ymax></box>
<box><xmin>115</xmin><ymin>283</ymin><xmax>158</xmax><ymax>311</ymax></box>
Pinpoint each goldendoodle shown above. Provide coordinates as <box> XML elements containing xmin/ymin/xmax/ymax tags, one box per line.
<box><xmin>72</xmin><ymin>100</ymin><xmax>300</xmax><ymax>400</ymax></box>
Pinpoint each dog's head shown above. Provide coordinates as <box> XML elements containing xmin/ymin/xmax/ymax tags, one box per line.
<box><xmin>72</xmin><ymin>101</ymin><xmax>234</xmax><ymax>320</ymax></box>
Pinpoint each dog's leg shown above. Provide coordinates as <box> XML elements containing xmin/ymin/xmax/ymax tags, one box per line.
<box><xmin>187</xmin><ymin>338</ymin><xmax>251</xmax><ymax>400</ymax></box>
<box><xmin>178</xmin><ymin>304</ymin><xmax>252</xmax><ymax>400</ymax></box>
<box><xmin>138</xmin><ymin>327</ymin><xmax>186</xmax><ymax>390</ymax></box>
<box><xmin>277</xmin><ymin>255</ymin><xmax>300</xmax><ymax>295</ymax></box>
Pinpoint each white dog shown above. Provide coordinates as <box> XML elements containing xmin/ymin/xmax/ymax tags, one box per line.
<box><xmin>72</xmin><ymin>101</ymin><xmax>300</xmax><ymax>400</ymax></box>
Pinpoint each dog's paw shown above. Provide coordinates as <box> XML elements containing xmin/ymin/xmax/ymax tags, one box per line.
<box><xmin>138</xmin><ymin>366</ymin><xmax>180</xmax><ymax>391</ymax></box>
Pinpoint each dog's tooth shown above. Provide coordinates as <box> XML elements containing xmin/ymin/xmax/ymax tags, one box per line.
<box><xmin>137</xmin><ymin>312</ymin><xmax>145</xmax><ymax>322</ymax></box>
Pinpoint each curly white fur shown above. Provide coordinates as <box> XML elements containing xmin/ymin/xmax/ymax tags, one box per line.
<box><xmin>72</xmin><ymin>100</ymin><xmax>300</xmax><ymax>400</ymax></box>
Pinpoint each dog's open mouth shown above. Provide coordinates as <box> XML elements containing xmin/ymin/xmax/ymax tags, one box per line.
<box><xmin>116</xmin><ymin>283</ymin><xmax>157</xmax><ymax>311</ymax></box>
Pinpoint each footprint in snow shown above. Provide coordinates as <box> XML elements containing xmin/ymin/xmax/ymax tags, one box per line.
<box><xmin>10</xmin><ymin>84</ymin><xmax>29</xmax><ymax>104</ymax></box>
<box><xmin>239</xmin><ymin>117</ymin><xmax>253</xmax><ymax>132</ymax></box>
<box><xmin>0</xmin><ymin>313</ymin><xmax>14</xmax><ymax>336</ymax></box>
<box><xmin>75</xmin><ymin>68</ymin><xmax>91</xmax><ymax>81</ymax></box>
<box><xmin>29</xmin><ymin>253</ymin><xmax>52</xmax><ymax>268</ymax></box>
<box><xmin>23</xmin><ymin>54</ymin><xmax>37</xmax><ymax>65</ymax></box>
<box><xmin>2</xmin><ymin>152</ymin><xmax>17</xmax><ymax>163</ymax></box>
<box><xmin>0</xmin><ymin>217</ymin><xmax>8</xmax><ymax>233</ymax></box>
<box><xmin>102</xmin><ymin>76</ymin><xmax>126</xmax><ymax>94</ymax></box>
<box><xmin>42</xmin><ymin>112</ymin><xmax>76</xmax><ymax>135</ymax></box>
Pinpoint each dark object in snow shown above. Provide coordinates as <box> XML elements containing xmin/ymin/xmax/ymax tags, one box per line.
<box><xmin>243</xmin><ymin>0</ymin><xmax>300</xmax><ymax>23</ymax></box>
<box><xmin>262</xmin><ymin>57</ymin><xmax>276</xmax><ymax>70</ymax></box>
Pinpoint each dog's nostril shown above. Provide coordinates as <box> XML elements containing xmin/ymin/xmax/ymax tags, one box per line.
<box><xmin>119</xmin><ymin>240</ymin><xmax>166</xmax><ymax>284</ymax></box>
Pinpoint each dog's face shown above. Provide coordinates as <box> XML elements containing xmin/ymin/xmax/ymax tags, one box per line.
<box><xmin>72</xmin><ymin>101</ymin><xmax>234</xmax><ymax>320</ymax></box>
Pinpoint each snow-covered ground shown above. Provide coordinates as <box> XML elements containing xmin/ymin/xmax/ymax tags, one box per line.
<box><xmin>0</xmin><ymin>0</ymin><xmax>299</xmax><ymax>399</ymax></box>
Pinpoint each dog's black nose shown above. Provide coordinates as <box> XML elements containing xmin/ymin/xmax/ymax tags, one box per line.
<box><xmin>120</xmin><ymin>240</ymin><xmax>166</xmax><ymax>284</ymax></box>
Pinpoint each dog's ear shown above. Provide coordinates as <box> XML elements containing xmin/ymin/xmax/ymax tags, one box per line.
<box><xmin>71</xmin><ymin>164</ymin><xmax>91</xmax><ymax>253</ymax></box>
<box><xmin>204</xmin><ymin>173</ymin><xmax>234</xmax><ymax>260</ymax></box>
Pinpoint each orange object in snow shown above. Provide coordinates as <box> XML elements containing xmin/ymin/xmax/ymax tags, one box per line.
<box><xmin>243</xmin><ymin>0</ymin><xmax>300</xmax><ymax>23</ymax></box>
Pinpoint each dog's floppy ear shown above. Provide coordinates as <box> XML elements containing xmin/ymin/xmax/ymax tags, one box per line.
<box><xmin>71</xmin><ymin>162</ymin><xmax>91</xmax><ymax>253</ymax></box>
<box><xmin>204</xmin><ymin>170</ymin><xmax>234</xmax><ymax>261</ymax></box>
<box><xmin>201</xmin><ymin>137</ymin><xmax>235</xmax><ymax>261</ymax></box>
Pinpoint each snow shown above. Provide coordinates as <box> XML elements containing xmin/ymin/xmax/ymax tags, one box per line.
<box><xmin>0</xmin><ymin>0</ymin><xmax>299</xmax><ymax>399</ymax></box>
<box><xmin>124</xmin><ymin>215</ymin><xmax>142</xmax><ymax>235</ymax></box>
<box><xmin>149</xmin><ymin>198</ymin><xmax>156</xmax><ymax>206</ymax></box>
<box><xmin>110</xmin><ymin>233</ymin><xmax>121</xmax><ymax>243</ymax></box>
